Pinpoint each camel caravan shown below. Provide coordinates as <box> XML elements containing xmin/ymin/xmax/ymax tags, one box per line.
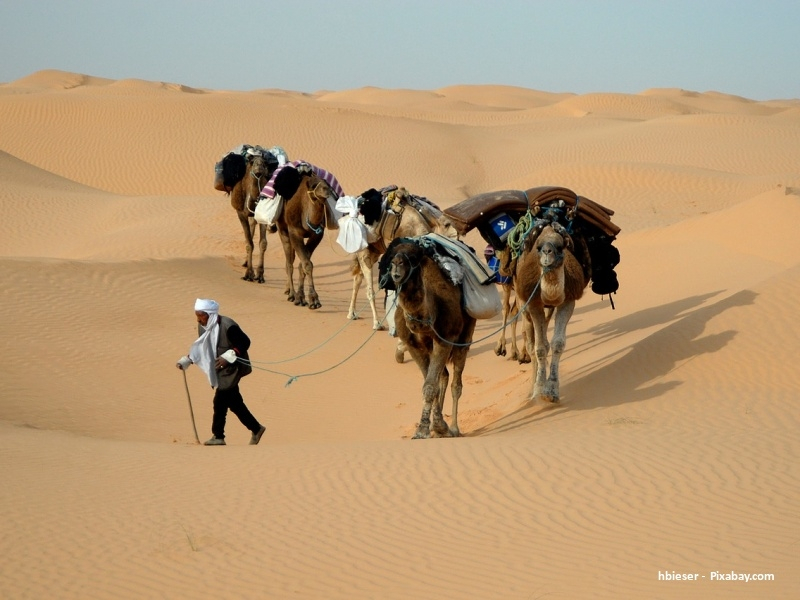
<box><xmin>215</xmin><ymin>146</ymin><xmax>621</xmax><ymax>437</ymax></box>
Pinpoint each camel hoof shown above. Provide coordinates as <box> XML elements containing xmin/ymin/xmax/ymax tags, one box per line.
<box><xmin>242</xmin><ymin>274</ymin><xmax>254</xmax><ymax>282</ymax></box>
<box><xmin>394</xmin><ymin>348</ymin><xmax>405</xmax><ymax>364</ymax></box>
<box><xmin>536</xmin><ymin>394</ymin><xmax>560</xmax><ymax>404</ymax></box>
<box><xmin>431</xmin><ymin>423</ymin><xmax>450</xmax><ymax>437</ymax></box>
<box><xmin>412</xmin><ymin>430</ymin><xmax>430</xmax><ymax>440</ymax></box>
<box><xmin>348</xmin><ymin>314</ymin><xmax>358</xmax><ymax>321</ymax></box>
<box><xmin>309</xmin><ymin>302</ymin><xmax>321</xmax><ymax>310</ymax></box>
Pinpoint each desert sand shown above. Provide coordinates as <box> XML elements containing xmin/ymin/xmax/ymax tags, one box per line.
<box><xmin>2</xmin><ymin>69</ymin><xmax>799</xmax><ymax>599</ymax></box>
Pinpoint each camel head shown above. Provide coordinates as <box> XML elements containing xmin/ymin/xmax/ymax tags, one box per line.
<box><xmin>380</xmin><ymin>238</ymin><xmax>423</xmax><ymax>291</ymax></box>
<box><xmin>535</xmin><ymin>224</ymin><xmax>573</xmax><ymax>271</ymax></box>
<box><xmin>241</xmin><ymin>153</ymin><xmax>272</xmax><ymax>214</ymax></box>
<box><xmin>308</xmin><ymin>176</ymin><xmax>334</xmax><ymax>205</ymax></box>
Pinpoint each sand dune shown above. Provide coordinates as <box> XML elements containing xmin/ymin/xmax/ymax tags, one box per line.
<box><xmin>2</xmin><ymin>69</ymin><xmax>799</xmax><ymax>599</ymax></box>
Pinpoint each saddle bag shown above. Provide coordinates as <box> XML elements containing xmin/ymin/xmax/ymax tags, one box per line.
<box><xmin>214</xmin><ymin>152</ymin><xmax>247</xmax><ymax>192</ymax></box>
<box><xmin>461</xmin><ymin>266</ymin><xmax>502</xmax><ymax>320</ymax></box>
<box><xmin>254</xmin><ymin>194</ymin><xmax>284</xmax><ymax>226</ymax></box>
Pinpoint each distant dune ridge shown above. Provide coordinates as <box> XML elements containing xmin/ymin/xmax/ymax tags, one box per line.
<box><xmin>2</xmin><ymin>69</ymin><xmax>799</xmax><ymax>599</ymax></box>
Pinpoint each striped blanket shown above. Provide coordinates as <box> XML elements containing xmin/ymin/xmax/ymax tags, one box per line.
<box><xmin>260</xmin><ymin>160</ymin><xmax>343</xmax><ymax>199</ymax></box>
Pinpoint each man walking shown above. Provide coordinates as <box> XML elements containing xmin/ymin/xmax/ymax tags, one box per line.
<box><xmin>176</xmin><ymin>298</ymin><xmax>266</xmax><ymax>446</ymax></box>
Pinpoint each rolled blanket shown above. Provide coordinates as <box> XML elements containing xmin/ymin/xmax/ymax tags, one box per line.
<box><xmin>261</xmin><ymin>160</ymin><xmax>344</xmax><ymax>200</ymax></box>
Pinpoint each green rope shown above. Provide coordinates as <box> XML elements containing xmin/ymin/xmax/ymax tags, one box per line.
<box><xmin>507</xmin><ymin>210</ymin><xmax>535</xmax><ymax>258</ymax></box>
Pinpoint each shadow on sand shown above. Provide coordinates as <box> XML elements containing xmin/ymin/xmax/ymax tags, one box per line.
<box><xmin>471</xmin><ymin>289</ymin><xmax>757</xmax><ymax>436</ymax></box>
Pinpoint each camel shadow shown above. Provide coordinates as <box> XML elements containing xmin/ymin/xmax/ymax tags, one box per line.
<box><xmin>471</xmin><ymin>289</ymin><xmax>757</xmax><ymax>435</ymax></box>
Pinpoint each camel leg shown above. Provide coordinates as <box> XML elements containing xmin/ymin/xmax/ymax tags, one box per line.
<box><xmin>430</xmin><ymin>365</ymin><xmax>450</xmax><ymax>437</ymax></box>
<box><xmin>295</xmin><ymin>256</ymin><xmax>308</xmax><ymax>307</ymax></box>
<box><xmin>403</xmin><ymin>339</ymin><xmax>433</xmax><ymax>439</ymax></box>
<box><xmin>298</xmin><ymin>235</ymin><xmax>322</xmax><ymax>309</ymax></box>
<box><xmin>238</xmin><ymin>212</ymin><xmax>256</xmax><ymax>282</ymax></box>
<box><xmin>494</xmin><ymin>284</ymin><xmax>511</xmax><ymax>357</ymax></box>
<box><xmin>385</xmin><ymin>289</ymin><xmax>398</xmax><ymax>335</ymax></box>
<box><xmin>348</xmin><ymin>272</ymin><xmax>363</xmax><ymax>321</ymax></box>
<box><xmin>508</xmin><ymin>296</ymin><xmax>519</xmax><ymax>360</ymax></box>
<box><xmin>278</xmin><ymin>229</ymin><xmax>296</xmax><ymax>302</ymax></box>
<box><xmin>530</xmin><ymin>306</ymin><xmax>553</xmax><ymax>402</ymax></box>
<box><xmin>509</xmin><ymin>296</ymin><xmax>531</xmax><ymax>364</ymax></box>
<box><xmin>541</xmin><ymin>300</ymin><xmax>575</xmax><ymax>403</ymax></box>
<box><xmin>385</xmin><ymin>290</ymin><xmax>407</xmax><ymax>363</ymax></box>
<box><xmin>412</xmin><ymin>344</ymin><xmax>449</xmax><ymax>440</ymax></box>
<box><xmin>447</xmin><ymin>326</ymin><xmax>472</xmax><ymax>438</ymax></box>
<box><xmin>361</xmin><ymin>258</ymin><xmax>382</xmax><ymax>330</ymax></box>
<box><xmin>521</xmin><ymin>309</ymin><xmax>543</xmax><ymax>401</ymax></box>
<box><xmin>253</xmin><ymin>219</ymin><xmax>267</xmax><ymax>284</ymax></box>
<box><xmin>350</xmin><ymin>251</ymin><xmax>381</xmax><ymax>329</ymax></box>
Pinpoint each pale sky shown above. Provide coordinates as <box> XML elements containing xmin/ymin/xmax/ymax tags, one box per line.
<box><xmin>1</xmin><ymin>0</ymin><xmax>798</xmax><ymax>100</ymax></box>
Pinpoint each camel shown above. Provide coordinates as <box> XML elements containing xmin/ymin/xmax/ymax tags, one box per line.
<box><xmin>343</xmin><ymin>187</ymin><xmax>458</xmax><ymax>363</ymax></box>
<box><xmin>218</xmin><ymin>147</ymin><xmax>280</xmax><ymax>283</ymax></box>
<box><xmin>514</xmin><ymin>222</ymin><xmax>588</xmax><ymax>403</ymax></box>
<box><xmin>275</xmin><ymin>165</ymin><xmax>339</xmax><ymax>309</ymax></box>
<box><xmin>485</xmin><ymin>245</ymin><xmax>531</xmax><ymax>364</ymax></box>
<box><xmin>383</xmin><ymin>238</ymin><xmax>477</xmax><ymax>439</ymax></box>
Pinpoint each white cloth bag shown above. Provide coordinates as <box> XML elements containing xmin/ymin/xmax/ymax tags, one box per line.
<box><xmin>335</xmin><ymin>196</ymin><xmax>368</xmax><ymax>252</ymax></box>
<box><xmin>254</xmin><ymin>194</ymin><xmax>284</xmax><ymax>226</ymax></box>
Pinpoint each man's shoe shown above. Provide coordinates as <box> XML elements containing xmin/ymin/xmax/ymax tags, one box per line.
<box><xmin>250</xmin><ymin>425</ymin><xmax>266</xmax><ymax>445</ymax></box>
<box><xmin>203</xmin><ymin>436</ymin><xmax>226</xmax><ymax>446</ymax></box>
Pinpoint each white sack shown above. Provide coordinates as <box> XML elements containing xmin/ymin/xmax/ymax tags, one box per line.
<box><xmin>254</xmin><ymin>194</ymin><xmax>284</xmax><ymax>226</ymax></box>
<box><xmin>337</xmin><ymin>215</ymin><xmax>369</xmax><ymax>252</ymax></box>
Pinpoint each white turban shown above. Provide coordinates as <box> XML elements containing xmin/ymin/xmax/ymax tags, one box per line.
<box><xmin>189</xmin><ymin>298</ymin><xmax>220</xmax><ymax>387</ymax></box>
<box><xmin>194</xmin><ymin>298</ymin><xmax>219</xmax><ymax>314</ymax></box>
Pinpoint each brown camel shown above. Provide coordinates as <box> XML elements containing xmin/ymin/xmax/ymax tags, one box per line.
<box><xmin>383</xmin><ymin>238</ymin><xmax>477</xmax><ymax>438</ymax></box>
<box><xmin>486</xmin><ymin>246</ymin><xmax>531</xmax><ymax>364</ymax></box>
<box><xmin>219</xmin><ymin>147</ymin><xmax>278</xmax><ymax>283</ymax></box>
<box><xmin>514</xmin><ymin>222</ymin><xmax>587</xmax><ymax>403</ymax></box>
<box><xmin>275</xmin><ymin>166</ymin><xmax>338</xmax><ymax>309</ymax></box>
<box><xmin>495</xmin><ymin>276</ymin><xmax>531</xmax><ymax>363</ymax></box>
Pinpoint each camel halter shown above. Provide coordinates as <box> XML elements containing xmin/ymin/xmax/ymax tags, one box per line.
<box><xmin>305</xmin><ymin>182</ymin><xmax>329</xmax><ymax>234</ymax></box>
<box><xmin>245</xmin><ymin>166</ymin><xmax>268</xmax><ymax>216</ymax></box>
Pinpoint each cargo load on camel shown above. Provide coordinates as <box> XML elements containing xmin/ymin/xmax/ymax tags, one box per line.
<box><xmin>443</xmin><ymin>186</ymin><xmax>621</xmax><ymax>300</ymax></box>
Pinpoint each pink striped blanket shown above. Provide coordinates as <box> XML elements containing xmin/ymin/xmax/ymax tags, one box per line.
<box><xmin>260</xmin><ymin>160</ymin><xmax>343</xmax><ymax>199</ymax></box>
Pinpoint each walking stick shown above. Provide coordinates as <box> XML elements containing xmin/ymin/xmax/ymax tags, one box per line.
<box><xmin>181</xmin><ymin>369</ymin><xmax>201</xmax><ymax>444</ymax></box>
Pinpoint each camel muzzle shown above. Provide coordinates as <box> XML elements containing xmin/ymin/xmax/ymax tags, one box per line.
<box><xmin>538</xmin><ymin>241</ymin><xmax>563</xmax><ymax>268</ymax></box>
